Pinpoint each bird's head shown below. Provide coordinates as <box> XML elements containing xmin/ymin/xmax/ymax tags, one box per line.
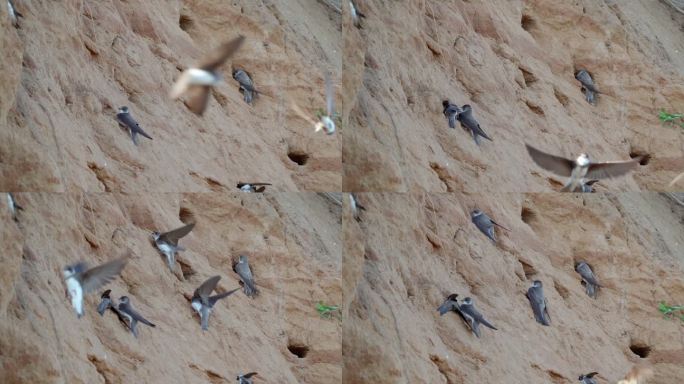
<box><xmin>470</xmin><ymin>209</ymin><xmax>483</xmax><ymax>218</ymax></box>
<box><xmin>117</xmin><ymin>106</ymin><xmax>129</xmax><ymax>114</ymax></box>
<box><xmin>446</xmin><ymin>293</ymin><xmax>459</xmax><ymax>301</ymax></box>
<box><xmin>442</xmin><ymin>99</ymin><xmax>450</xmax><ymax>108</ymax></box>
<box><xmin>151</xmin><ymin>231</ymin><xmax>161</xmax><ymax>241</ymax></box>
<box><xmin>462</xmin><ymin>297</ymin><xmax>473</xmax><ymax>305</ymax></box>
<box><xmin>118</xmin><ymin>296</ymin><xmax>129</xmax><ymax>304</ymax></box>
<box><xmin>577</xmin><ymin>153</ymin><xmax>590</xmax><ymax>166</ymax></box>
<box><xmin>532</xmin><ymin>280</ymin><xmax>542</xmax><ymax>288</ymax></box>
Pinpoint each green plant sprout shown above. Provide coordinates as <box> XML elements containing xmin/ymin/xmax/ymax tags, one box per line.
<box><xmin>658</xmin><ymin>111</ymin><xmax>684</xmax><ymax>128</ymax></box>
<box><xmin>316</xmin><ymin>302</ymin><xmax>341</xmax><ymax>320</ymax></box>
<box><xmin>658</xmin><ymin>302</ymin><xmax>684</xmax><ymax>322</ymax></box>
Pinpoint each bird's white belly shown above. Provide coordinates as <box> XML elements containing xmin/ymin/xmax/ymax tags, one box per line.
<box><xmin>157</xmin><ymin>243</ymin><xmax>174</xmax><ymax>254</ymax></box>
<box><xmin>187</xmin><ymin>68</ymin><xmax>219</xmax><ymax>86</ymax></box>
<box><xmin>191</xmin><ymin>301</ymin><xmax>202</xmax><ymax>315</ymax></box>
<box><xmin>66</xmin><ymin>278</ymin><xmax>83</xmax><ymax>315</ymax></box>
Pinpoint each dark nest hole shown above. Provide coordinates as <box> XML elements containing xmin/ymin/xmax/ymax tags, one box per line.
<box><xmin>521</xmin><ymin>206</ymin><xmax>536</xmax><ymax>224</ymax></box>
<box><xmin>287</xmin><ymin>150</ymin><xmax>309</xmax><ymax>166</ymax></box>
<box><xmin>629</xmin><ymin>151</ymin><xmax>651</xmax><ymax>166</ymax></box>
<box><xmin>521</xmin><ymin>14</ymin><xmax>536</xmax><ymax>31</ymax></box>
<box><xmin>179</xmin><ymin>14</ymin><xmax>193</xmax><ymax>31</ymax></box>
<box><xmin>519</xmin><ymin>259</ymin><xmax>537</xmax><ymax>279</ymax></box>
<box><xmin>629</xmin><ymin>343</ymin><xmax>651</xmax><ymax>358</ymax></box>
<box><xmin>287</xmin><ymin>343</ymin><xmax>309</xmax><ymax>358</ymax></box>
<box><xmin>179</xmin><ymin>206</ymin><xmax>195</xmax><ymax>224</ymax></box>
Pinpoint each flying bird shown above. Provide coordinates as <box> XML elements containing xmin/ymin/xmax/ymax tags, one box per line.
<box><xmin>233</xmin><ymin>255</ymin><xmax>258</xmax><ymax>298</ymax></box>
<box><xmin>525</xmin><ymin>143</ymin><xmax>644</xmax><ymax>192</ymax></box>
<box><xmin>526</xmin><ymin>280</ymin><xmax>551</xmax><ymax>326</ymax></box>
<box><xmin>237</xmin><ymin>182</ymin><xmax>271</xmax><ymax>193</ymax></box>
<box><xmin>170</xmin><ymin>36</ymin><xmax>245</xmax><ymax>115</ymax></box>
<box><xmin>6</xmin><ymin>193</ymin><xmax>23</xmax><ymax>222</ymax></box>
<box><xmin>579</xmin><ymin>372</ymin><xmax>599</xmax><ymax>384</ymax></box>
<box><xmin>116</xmin><ymin>106</ymin><xmax>153</xmax><ymax>145</ymax></box>
<box><xmin>117</xmin><ymin>296</ymin><xmax>156</xmax><ymax>338</ymax></box>
<box><xmin>152</xmin><ymin>222</ymin><xmax>195</xmax><ymax>271</ymax></box>
<box><xmin>291</xmin><ymin>71</ymin><xmax>336</xmax><ymax>135</ymax></box>
<box><xmin>191</xmin><ymin>275</ymin><xmax>240</xmax><ymax>330</ymax></box>
<box><xmin>457</xmin><ymin>104</ymin><xmax>492</xmax><ymax>145</ymax></box>
<box><xmin>63</xmin><ymin>257</ymin><xmax>128</xmax><ymax>318</ymax></box>
<box><xmin>237</xmin><ymin>372</ymin><xmax>258</xmax><ymax>384</ymax></box>
<box><xmin>471</xmin><ymin>209</ymin><xmax>509</xmax><ymax>243</ymax></box>
<box><xmin>575</xmin><ymin>262</ymin><xmax>601</xmax><ymax>299</ymax></box>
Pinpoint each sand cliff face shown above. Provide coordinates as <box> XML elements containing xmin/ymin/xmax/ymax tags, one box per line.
<box><xmin>2</xmin><ymin>0</ymin><xmax>684</xmax><ymax>383</ymax></box>
<box><xmin>1</xmin><ymin>0</ymin><xmax>341</xmax><ymax>192</ymax></box>
<box><xmin>343</xmin><ymin>0</ymin><xmax>684</xmax><ymax>192</ymax></box>
<box><xmin>343</xmin><ymin>192</ymin><xmax>684</xmax><ymax>383</ymax></box>
<box><xmin>1</xmin><ymin>192</ymin><xmax>341</xmax><ymax>383</ymax></box>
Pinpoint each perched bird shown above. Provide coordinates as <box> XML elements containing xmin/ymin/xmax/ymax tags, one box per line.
<box><xmin>471</xmin><ymin>209</ymin><xmax>509</xmax><ymax>243</ymax></box>
<box><xmin>578</xmin><ymin>372</ymin><xmax>599</xmax><ymax>384</ymax></box>
<box><xmin>349</xmin><ymin>193</ymin><xmax>366</xmax><ymax>222</ymax></box>
<box><xmin>442</xmin><ymin>99</ymin><xmax>463</xmax><ymax>129</ymax></box>
<box><xmin>233</xmin><ymin>255</ymin><xmax>258</xmax><ymax>298</ymax></box>
<box><xmin>456</xmin><ymin>297</ymin><xmax>497</xmax><ymax>338</ymax></box>
<box><xmin>63</xmin><ymin>257</ymin><xmax>128</xmax><ymax>318</ymax></box>
<box><xmin>575</xmin><ymin>70</ymin><xmax>599</xmax><ymax>105</ymax></box>
<box><xmin>8</xmin><ymin>0</ymin><xmax>22</xmax><ymax>27</ymax></box>
<box><xmin>152</xmin><ymin>223</ymin><xmax>195</xmax><ymax>271</ymax></box>
<box><xmin>525</xmin><ymin>143</ymin><xmax>644</xmax><ymax>192</ymax></box>
<box><xmin>97</xmin><ymin>289</ymin><xmax>113</xmax><ymax>316</ymax></box>
<box><xmin>237</xmin><ymin>182</ymin><xmax>271</xmax><ymax>193</ymax></box>
<box><xmin>291</xmin><ymin>71</ymin><xmax>336</xmax><ymax>135</ymax></box>
<box><xmin>237</xmin><ymin>372</ymin><xmax>258</xmax><ymax>384</ymax></box>
<box><xmin>6</xmin><ymin>193</ymin><xmax>23</xmax><ymax>222</ymax></box>
<box><xmin>117</xmin><ymin>296</ymin><xmax>156</xmax><ymax>338</ymax></box>
<box><xmin>232</xmin><ymin>69</ymin><xmax>256</xmax><ymax>104</ymax></box>
<box><xmin>170</xmin><ymin>36</ymin><xmax>245</xmax><ymax>115</ymax></box>
<box><xmin>575</xmin><ymin>261</ymin><xmax>600</xmax><ymax>299</ymax></box>
<box><xmin>191</xmin><ymin>275</ymin><xmax>240</xmax><ymax>330</ymax></box>
<box><xmin>116</xmin><ymin>106</ymin><xmax>153</xmax><ymax>146</ymax></box>
<box><xmin>350</xmin><ymin>1</ymin><xmax>365</xmax><ymax>28</ymax></box>
<box><xmin>457</xmin><ymin>104</ymin><xmax>492</xmax><ymax>145</ymax></box>
<box><xmin>526</xmin><ymin>280</ymin><xmax>551</xmax><ymax>326</ymax></box>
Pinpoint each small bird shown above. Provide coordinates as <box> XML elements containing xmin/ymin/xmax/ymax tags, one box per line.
<box><xmin>8</xmin><ymin>0</ymin><xmax>22</xmax><ymax>27</ymax></box>
<box><xmin>191</xmin><ymin>275</ymin><xmax>241</xmax><ymax>330</ymax></box>
<box><xmin>575</xmin><ymin>261</ymin><xmax>600</xmax><ymax>299</ymax></box>
<box><xmin>152</xmin><ymin>222</ymin><xmax>195</xmax><ymax>271</ymax></box>
<box><xmin>575</xmin><ymin>70</ymin><xmax>599</xmax><ymax>105</ymax></box>
<box><xmin>116</xmin><ymin>106</ymin><xmax>153</xmax><ymax>146</ymax></box>
<box><xmin>349</xmin><ymin>193</ymin><xmax>366</xmax><ymax>222</ymax></box>
<box><xmin>526</xmin><ymin>280</ymin><xmax>551</xmax><ymax>326</ymax></box>
<box><xmin>442</xmin><ymin>100</ymin><xmax>463</xmax><ymax>129</ymax></box>
<box><xmin>471</xmin><ymin>209</ymin><xmax>509</xmax><ymax>243</ymax></box>
<box><xmin>456</xmin><ymin>297</ymin><xmax>497</xmax><ymax>338</ymax></box>
<box><xmin>291</xmin><ymin>71</ymin><xmax>336</xmax><ymax>135</ymax></box>
<box><xmin>457</xmin><ymin>104</ymin><xmax>492</xmax><ymax>145</ymax></box>
<box><xmin>63</xmin><ymin>257</ymin><xmax>128</xmax><ymax>318</ymax></box>
<box><xmin>232</xmin><ymin>69</ymin><xmax>256</xmax><ymax>104</ymax></box>
<box><xmin>117</xmin><ymin>296</ymin><xmax>156</xmax><ymax>338</ymax></box>
<box><xmin>437</xmin><ymin>294</ymin><xmax>473</xmax><ymax>332</ymax></box>
<box><xmin>7</xmin><ymin>193</ymin><xmax>23</xmax><ymax>222</ymax></box>
<box><xmin>578</xmin><ymin>372</ymin><xmax>599</xmax><ymax>384</ymax></box>
<box><xmin>170</xmin><ymin>36</ymin><xmax>245</xmax><ymax>115</ymax></box>
<box><xmin>97</xmin><ymin>289</ymin><xmax>113</xmax><ymax>316</ymax></box>
<box><xmin>350</xmin><ymin>1</ymin><xmax>365</xmax><ymax>28</ymax></box>
<box><xmin>525</xmin><ymin>143</ymin><xmax>644</xmax><ymax>192</ymax></box>
<box><xmin>237</xmin><ymin>182</ymin><xmax>271</xmax><ymax>193</ymax></box>
<box><xmin>237</xmin><ymin>372</ymin><xmax>258</xmax><ymax>384</ymax></box>
<box><xmin>233</xmin><ymin>255</ymin><xmax>258</xmax><ymax>298</ymax></box>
